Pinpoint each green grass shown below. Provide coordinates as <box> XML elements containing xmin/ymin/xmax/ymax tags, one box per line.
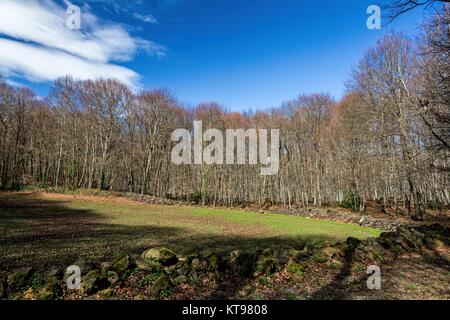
<box><xmin>0</xmin><ymin>192</ymin><xmax>380</xmax><ymax>272</ymax></box>
<box><xmin>187</xmin><ymin>207</ymin><xmax>380</xmax><ymax>239</ymax></box>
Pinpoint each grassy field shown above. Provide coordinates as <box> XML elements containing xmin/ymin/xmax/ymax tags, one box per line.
<box><xmin>0</xmin><ymin>192</ymin><xmax>381</xmax><ymax>272</ymax></box>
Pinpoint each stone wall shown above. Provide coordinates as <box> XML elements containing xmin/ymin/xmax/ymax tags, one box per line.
<box><xmin>1</xmin><ymin>224</ymin><xmax>448</xmax><ymax>300</ymax></box>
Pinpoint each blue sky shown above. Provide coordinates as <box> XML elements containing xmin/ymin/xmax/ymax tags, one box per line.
<box><xmin>0</xmin><ymin>0</ymin><xmax>427</xmax><ymax>111</ymax></box>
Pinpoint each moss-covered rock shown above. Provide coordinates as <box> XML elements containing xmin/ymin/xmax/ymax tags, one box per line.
<box><xmin>106</xmin><ymin>271</ymin><xmax>119</xmax><ymax>286</ymax></box>
<box><xmin>111</xmin><ymin>255</ymin><xmax>134</xmax><ymax>277</ymax></box>
<box><xmin>45</xmin><ymin>268</ymin><xmax>63</xmax><ymax>282</ymax></box>
<box><xmin>164</xmin><ymin>265</ymin><xmax>178</xmax><ymax>277</ymax></box>
<box><xmin>229</xmin><ymin>250</ymin><xmax>258</xmax><ymax>276</ymax></box>
<box><xmin>81</xmin><ymin>270</ymin><xmax>110</xmax><ymax>295</ymax></box>
<box><xmin>73</xmin><ymin>258</ymin><xmax>96</xmax><ymax>275</ymax></box>
<box><xmin>37</xmin><ymin>286</ymin><xmax>56</xmax><ymax>300</ymax></box>
<box><xmin>191</xmin><ymin>257</ymin><xmax>203</xmax><ymax>270</ymax></box>
<box><xmin>346</xmin><ymin>237</ymin><xmax>361</xmax><ymax>248</ymax></box>
<box><xmin>286</xmin><ymin>260</ymin><xmax>306</xmax><ymax>276</ymax></box>
<box><xmin>254</xmin><ymin>256</ymin><xmax>280</xmax><ymax>277</ymax></box>
<box><xmin>175</xmin><ymin>264</ymin><xmax>190</xmax><ymax>276</ymax></box>
<box><xmin>45</xmin><ymin>275</ymin><xmax>60</xmax><ymax>292</ymax></box>
<box><xmin>7</xmin><ymin>267</ymin><xmax>34</xmax><ymax>291</ymax></box>
<box><xmin>142</xmin><ymin>248</ymin><xmax>178</xmax><ymax>266</ymax></box>
<box><xmin>312</xmin><ymin>246</ymin><xmax>342</xmax><ymax>263</ymax></box>
<box><xmin>207</xmin><ymin>254</ymin><xmax>220</xmax><ymax>272</ymax></box>
<box><xmin>322</xmin><ymin>246</ymin><xmax>341</xmax><ymax>259</ymax></box>
<box><xmin>377</xmin><ymin>237</ymin><xmax>392</xmax><ymax>249</ymax></box>
<box><xmin>135</xmin><ymin>257</ymin><xmax>163</xmax><ymax>273</ymax></box>
<box><xmin>150</xmin><ymin>275</ymin><xmax>172</xmax><ymax>297</ymax></box>
<box><xmin>100</xmin><ymin>262</ymin><xmax>112</xmax><ymax>272</ymax></box>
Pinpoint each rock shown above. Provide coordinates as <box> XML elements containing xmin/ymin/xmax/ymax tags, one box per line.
<box><xmin>229</xmin><ymin>250</ymin><xmax>258</xmax><ymax>276</ymax></box>
<box><xmin>142</xmin><ymin>248</ymin><xmax>178</xmax><ymax>266</ymax></box>
<box><xmin>312</xmin><ymin>251</ymin><xmax>329</xmax><ymax>263</ymax></box>
<box><xmin>191</xmin><ymin>258</ymin><xmax>202</xmax><ymax>270</ymax></box>
<box><xmin>100</xmin><ymin>262</ymin><xmax>112</xmax><ymax>272</ymax></box>
<box><xmin>286</xmin><ymin>248</ymin><xmax>303</xmax><ymax>259</ymax></box>
<box><xmin>150</xmin><ymin>275</ymin><xmax>172</xmax><ymax>297</ymax></box>
<box><xmin>73</xmin><ymin>258</ymin><xmax>96</xmax><ymax>275</ymax></box>
<box><xmin>286</xmin><ymin>260</ymin><xmax>306</xmax><ymax>276</ymax></box>
<box><xmin>254</xmin><ymin>256</ymin><xmax>280</xmax><ymax>277</ymax></box>
<box><xmin>106</xmin><ymin>271</ymin><xmax>119</xmax><ymax>286</ymax></box>
<box><xmin>81</xmin><ymin>270</ymin><xmax>110</xmax><ymax>295</ymax></box>
<box><xmin>367</xmin><ymin>249</ymin><xmax>383</xmax><ymax>262</ymax></box>
<box><xmin>297</xmin><ymin>246</ymin><xmax>314</xmax><ymax>259</ymax></box>
<box><xmin>44</xmin><ymin>271</ymin><xmax>61</xmax><ymax>298</ymax></box>
<box><xmin>7</xmin><ymin>267</ymin><xmax>34</xmax><ymax>291</ymax></box>
<box><xmin>391</xmin><ymin>244</ymin><xmax>405</xmax><ymax>255</ymax></box>
<box><xmin>377</xmin><ymin>237</ymin><xmax>392</xmax><ymax>249</ymax></box>
<box><xmin>194</xmin><ymin>249</ymin><xmax>220</xmax><ymax>272</ymax></box>
<box><xmin>175</xmin><ymin>264</ymin><xmax>190</xmax><ymax>276</ymax></box>
<box><xmin>164</xmin><ymin>266</ymin><xmax>178</xmax><ymax>277</ymax></box>
<box><xmin>37</xmin><ymin>287</ymin><xmax>56</xmax><ymax>300</ymax></box>
<box><xmin>321</xmin><ymin>246</ymin><xmax>341</xmax><ymax>259</ymax></box>
<box><xmin>45</xmin><ymin>268</ymin><xmax>63</xmax><ymax>282</ymax></box>
<box><xmin>45</xmin><ymin>276</ymin><xmax>60</xmax><ymax>291</ymax></box>
<box><xmin>359</xmin><ymin>217</ymin><xmax>366</xmax><ymax>225</ymax></box>
<box><xmin>135</xmin><ymin>257</ymin><xmax>163</xmax><ymax>273</ymax></box>
<box><xmin>205</xmin><ymin>253</ymin><xmax>220</xmax><ymax>272</ymax></box>
<box><xmin>346</xmin><ymin>237</ymin><xmax>361</xmax><ymax>248</ymax></box>
<box><xmin>133</xmin><ymin>295</ymin><xmax>145</xmax><ymax>300</ymax></box>
<box><xmin>395</xmin><ymin>237</ymin><xmax>410</xmax><ymax>250</ymax></box>
<box><xmin>111</xmin><ymin>255</ymin><xmax>134</xmax><ymax>277</ymax></box>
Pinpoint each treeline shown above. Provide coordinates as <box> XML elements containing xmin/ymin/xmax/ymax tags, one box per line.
<box><xmin>0</xmin><ymin>10</ymin><xmax>448</xmax><ymax>220</ymax></box>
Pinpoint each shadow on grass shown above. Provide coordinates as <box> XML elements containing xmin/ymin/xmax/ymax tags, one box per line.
<box><xmin>3</xmin><ymin>193</ymin><xmax>448</xmax><ymax>300</ymax></box>
<box><xmin>0</xmin><ymin>192</ymin><xmax>344</xmax><ymax>273</ymax></box>
<box><xmin>309</xmin><ymin>231</ymin><xmax>450</xmax><ymax>300</ymax></box>
<box><xmin>309</xmin><ymin>244</ymin><xmax>357</xmax><ymax>300</ymax></box>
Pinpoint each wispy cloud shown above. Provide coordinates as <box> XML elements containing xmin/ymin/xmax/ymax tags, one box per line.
<box><xmin>0</xmin><ymin>38</ymin><xmax>139</xmax><ymax>87</ymax></box>
<box><xmin>134</xmin><ymin>13</ymin><xmax>158</xmax><ymax>24</ymax></box>
<box><xmin>0</xmin><ymin>0</ymin><xmax>166</xmax><ymax>88</ymax></box>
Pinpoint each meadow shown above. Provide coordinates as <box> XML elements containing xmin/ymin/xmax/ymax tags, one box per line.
<box><xmin>0</xmin><ymin>192</ymin><xmax>380</xmax><ymax>272</ymax></box>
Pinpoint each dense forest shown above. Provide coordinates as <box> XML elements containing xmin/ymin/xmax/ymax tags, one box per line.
<box><xmin>0</xmin><ymin>5</ymin><xmax>448</xmax><ymax>221</ymax></box>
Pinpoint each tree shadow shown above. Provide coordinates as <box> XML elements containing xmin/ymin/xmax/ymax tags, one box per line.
<box><xmin>308</xmin><ymin>244</ymin><xmax>357</xmax><ymax>300</ymax></box>
<box><xmin>308</xmin><ymin>230</ymin><xmax>450</xmax><ymax>300</ymax></box>
<box><xmin>10</xmin><ymin>193</ymin><xmax>429</xmax><ymax>300</ymax></box>
<box><xmin>0</xmin><ymin>193</ymin><xmax>344</xmax><ymax>274</ymax></box>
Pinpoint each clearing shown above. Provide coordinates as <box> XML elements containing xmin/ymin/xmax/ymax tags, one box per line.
<box><xmin>0</xmin><ymin>192</ymin><xmax>380</xmax><ymax>271</ymax></box>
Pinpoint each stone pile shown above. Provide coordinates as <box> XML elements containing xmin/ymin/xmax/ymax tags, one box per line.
<box><xmin>1</xmin><ymin>224</ymin><xmax>448</xmax><ymax>300</ymax></box>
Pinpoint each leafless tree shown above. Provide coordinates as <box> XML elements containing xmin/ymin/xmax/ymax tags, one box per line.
<box><xmin>383</xmin><ymin>0</ymin><xmax>449</xmax><ymax>21</ymax></box>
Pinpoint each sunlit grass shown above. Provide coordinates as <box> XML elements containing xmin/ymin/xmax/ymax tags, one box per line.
<box><xmin>0</xmin><ymin>192</ymin><xmax>380</xmax><ymax>271</ymax></box>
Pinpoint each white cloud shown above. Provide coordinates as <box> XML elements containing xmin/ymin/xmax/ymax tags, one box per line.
<box><xmin>0</xmin><ymin>0</ymin><xmax>165</xmax><ymax>88</ymax></box>
<box><xmin>0</xmin><ymin>38</ymin><xmax>139</xmax><ymax>87</ymax></box>
<box><xmin>134</xmin><ymin>13</ymin><xmax>158</xmax><ymax>24</ymax></box>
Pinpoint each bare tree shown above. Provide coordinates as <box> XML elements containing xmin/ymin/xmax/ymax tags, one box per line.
<box><xmin>417</xmin><ymin>6</ymin><xmax>450</xmax><ymax>155</ymax></box>
<box><xmin>383</xmin><ymin>0</ymin><xmax>450</xmax><ymax>21</ymax></box>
